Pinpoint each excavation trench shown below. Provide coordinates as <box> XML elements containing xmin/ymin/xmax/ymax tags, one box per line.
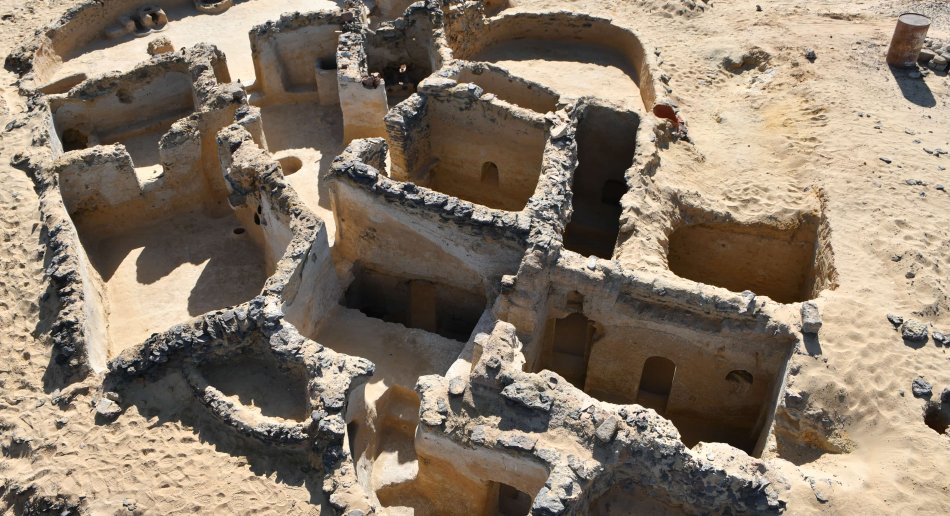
<box><xmin>563</xmin><ymin>102</ymin><xmax>639</xmax><ymax>259</ymax></box>
<box><xmin>315</xmin><ymin>264</ymin><xmax>491</xmax><ymax>513</ymax></box>
<box><xmin>667</xmin><ymin>215</ymin><xmax>835</xmax><ymax>303</ymax></box>
<box><xmin>50</xmin><ymin>63</ymin><xmax>288</xmax><ymax>361</ymax></box>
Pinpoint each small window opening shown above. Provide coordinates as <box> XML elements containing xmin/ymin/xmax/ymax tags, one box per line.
<box><xmin>61</xmin><ymin>128</ymin><xmax>88</xmax><ymax>151</ymax></box>
<box><xmin>496</xmin><ymin>483</ymin><xmax>533</xmax><ymax>516</ymax></box>
<box><xmin>726</xmin><ymin>369</ymin><xmax>754</xmax><ymax>395</ymax></box>
<box><xmin>726</xmin><ymin>370</ymin><xmax>754</xmax><ymax>385</ymax></box>
<box><xmin>481</xmin><ymin>161</ymin><xmax>499</xmax><ymax>186</ymax></box>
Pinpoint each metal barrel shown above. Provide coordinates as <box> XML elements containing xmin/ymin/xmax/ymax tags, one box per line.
<box><xmin>886</xmin><ymin>13</ymin><xmax>931</xmax><ymax>68</ymax></box>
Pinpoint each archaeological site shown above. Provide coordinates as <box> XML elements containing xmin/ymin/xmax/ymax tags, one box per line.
<box><xmin>0</xmin><ymin>0</ymin><xmax>947</xmax><ymax>514</ymax></box>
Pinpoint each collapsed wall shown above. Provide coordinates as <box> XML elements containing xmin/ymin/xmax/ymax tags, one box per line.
<box><xmin>5</xmin><ymin>0</ymin><xmax>830</xmax><ymax>514</ymax></box>
<box><xmin>246</xmin><ymin>10</ymin><xmax>350</xmax><ymax>106</ymax></box>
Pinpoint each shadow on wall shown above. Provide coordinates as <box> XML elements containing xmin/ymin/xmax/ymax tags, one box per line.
<box><xmin>343</xmin><ymin>264</ymin><xmax>486</xmax><ymax>342</ymax></box>
<box><xmin>199</xmin><ymin>347</ymin><xmax>311</xmax><ymax>421</ymax></box>
<box><xmin>79</xmin><ymin>210</ymin><xmax>268</xmax><ymax>319</ymax></box>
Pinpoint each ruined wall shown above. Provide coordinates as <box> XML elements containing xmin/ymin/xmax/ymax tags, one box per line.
<box><xmin>365</xmin><ymin>2</ymin><xmax>447</xmax><ymax>97</ymax></box>
<box><xmin>45</xmin><ymin>49</ymin><xmax>245</xmax><ymax>235</ymax></box>
<box><xmin>338</xmin><ymin>30</ymin><xmax>390</xmax><ymax>141</ymax></box>
<box><xmin>445</xmin><ymin>11</ymin><xmax>662</xmax><ymax>112</ymax></box>
<box><xmin>50</xmin><ymin>68</ymin><xmax>195</xmax><ymax>152</ymax></box>
<box><xmin>248</xmin><ymin>11</ymin><xmax>346</xmax><ymax>103</ymax></box>
<box><xmin>384</xmin><ymin>93</ymin><xmax>431</xmax><ymax>179</ymax></box>
<box><xmin>617</xmin><ymin>183</ymin><xmax>839</xmax><ymax>303</ymax></box>
<box><xmin>414</xmin><ymin>322</ymin><xmax>788</xmax><ymax>515</ymax></box>
<box><xmin>497</xmin><ymin>245</ymin><xmax>796</xmax><ymax>456</ymax></box>
<box><xmin>563</xmin><ymin>101</ymin><xmax>640</xmax><ymax>258</ymax></box>
<box><xmin>386</xmin><ymin>82</ymin><xmax>548</xmax><ymax>212</ymax></box>
<box><xmin>214</xmin><ymin>123</ymin><xmax>344</xmax><ymax>340</ymax></box>
<box><xmin>329</xmin><ymin>138</ymin><xmax>530</xmax><ymax>296</ymax></box>
<box><xmin>4</xmin><ymin>0</ymin><xmax>192</xmax><ymax>87</ymax></box>
<box><xmin>5</xmin><ymin>1</ymin><xmax>814</xmax><ymax>512</ymax></box>
<box><xmin>426</xmin><ymin>86</ymin><xmax>547</xmax><ymax>211</ymax></box>
<box><xmin>452</xmin><ymin>62</ymin><xmax>560</xmax><ymax>114</ymax></box>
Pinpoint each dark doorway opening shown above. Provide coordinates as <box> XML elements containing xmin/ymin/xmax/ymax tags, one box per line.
<box><xmin>563</xmin><ymin>104</ymin><xmax>639</xmax><ymax>258</ymax></box>
<box><xmin>636</xmin><ymin>356</ymin><xmax>675</xmax><ymax>414</ymax></box>
<box><xmin>343</xmin><ymin>265</ymin><xmax>486</xmax><ymax>342</ymax></box>
<box><xmin>539</xmin><ymin>313</ymin><xmax>594</xmax><ymax>390</ymax></box>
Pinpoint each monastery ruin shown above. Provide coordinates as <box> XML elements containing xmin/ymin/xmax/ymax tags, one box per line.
<box><xmin>4</xmin><ymin>0</ymin><xmax>853</xmax><ymax>513</ymax></box>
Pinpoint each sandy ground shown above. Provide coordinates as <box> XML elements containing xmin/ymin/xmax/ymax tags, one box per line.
<box><xmin>50</xmin><ymin>0</ymin><xmax>332</xmax><ymax>87</ymax></box>
<box><xmin>82</xmin><ymin>208</ymin><xmax>267</xmax><ymax>356</ymax></box>
<box><xmin>1</xmin><ymin>0</ymin><xmax>949</xmax><ymax>514</ymax></box>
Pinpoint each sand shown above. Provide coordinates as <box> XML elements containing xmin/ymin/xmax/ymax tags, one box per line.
<box><xmin>1</xmin><ymin>0</ymin><xmax>949</xmax><ymax>514</ymax></box>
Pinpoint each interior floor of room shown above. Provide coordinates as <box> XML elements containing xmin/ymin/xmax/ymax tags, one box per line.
<box><xmin>81</xmin><ymin>208</ymin><xmax>267</xmax><ymax>357</ymax></box>
<box><xmin>316</xmin><ymin>306</ymin><xmax>465</xmax><ymax>396</ymax></box>
<box><xmin>200</xmin><ymin>352</ymin><xmax>310</xmax><ymax>422</ymax></box>
<box><xmin>49</xmin><ymin>0</ymin><xmax>334</xmax><ymax>89</ymax></box>
<box><xmin>474</xmin><ymin>40</ymin><xmax>642</xmax><ymax>111</ymax></box>
<box><xmin>260</xmin><ymin>101</ymin><xmax>345</xmax><ymax>239</ymax></box>
<box><xmin>316</xmin><ymin>306</ymin><xmax>465</xmax><ymax>509</ymax></box>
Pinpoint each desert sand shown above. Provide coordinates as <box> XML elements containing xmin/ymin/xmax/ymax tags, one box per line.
<box><xmin>0</xmin><ymin>0</ymin><xmax>948</xmax><ymax>514</ymax></box>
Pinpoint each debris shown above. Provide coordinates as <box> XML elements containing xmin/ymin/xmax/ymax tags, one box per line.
<box><xmin>911</xmin><ymin>377</ymin><xmax>933</xmax><ymax>399</ymax></box>
<box><xmin>147</xmin><ymin>36</ymin><xmax>174</xmax><ymax>56</ymax></box>
<box><xmin>901</xmin><ymin>319</ymin><xmax>929</xmax><ymax>342</ymax></box>
<box><xmin>932</xmin><ymin>331</ymin><xmax>950</xmax><ymax>346</ymax></box>
<box><xmin>887</xmin><ymin>313</ymin><xmax>904</xmax><ymax>327</ymax></box>
<box><xmin>805</xmin><ymin>48</ymin><xmax>817</xmax><ymax>62</ymax></box>
<box><xmin>448</xmin><ymin>377</ymin><xmax>466</xmax><ymax>396</ymax></box>
<box><xmin>930</xmin><ymin>55</ymin><xmax>949</xmax><ymax>72</ymax></box>
<box><xmin>801</xmin><ymin>301</ymin><xmax>822</xmax><ymax>334</ymax></box>
<box><xmin>95</xmin><ymin>398</ymin><xmax>122</xmax><ymax>421</ymax></box>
